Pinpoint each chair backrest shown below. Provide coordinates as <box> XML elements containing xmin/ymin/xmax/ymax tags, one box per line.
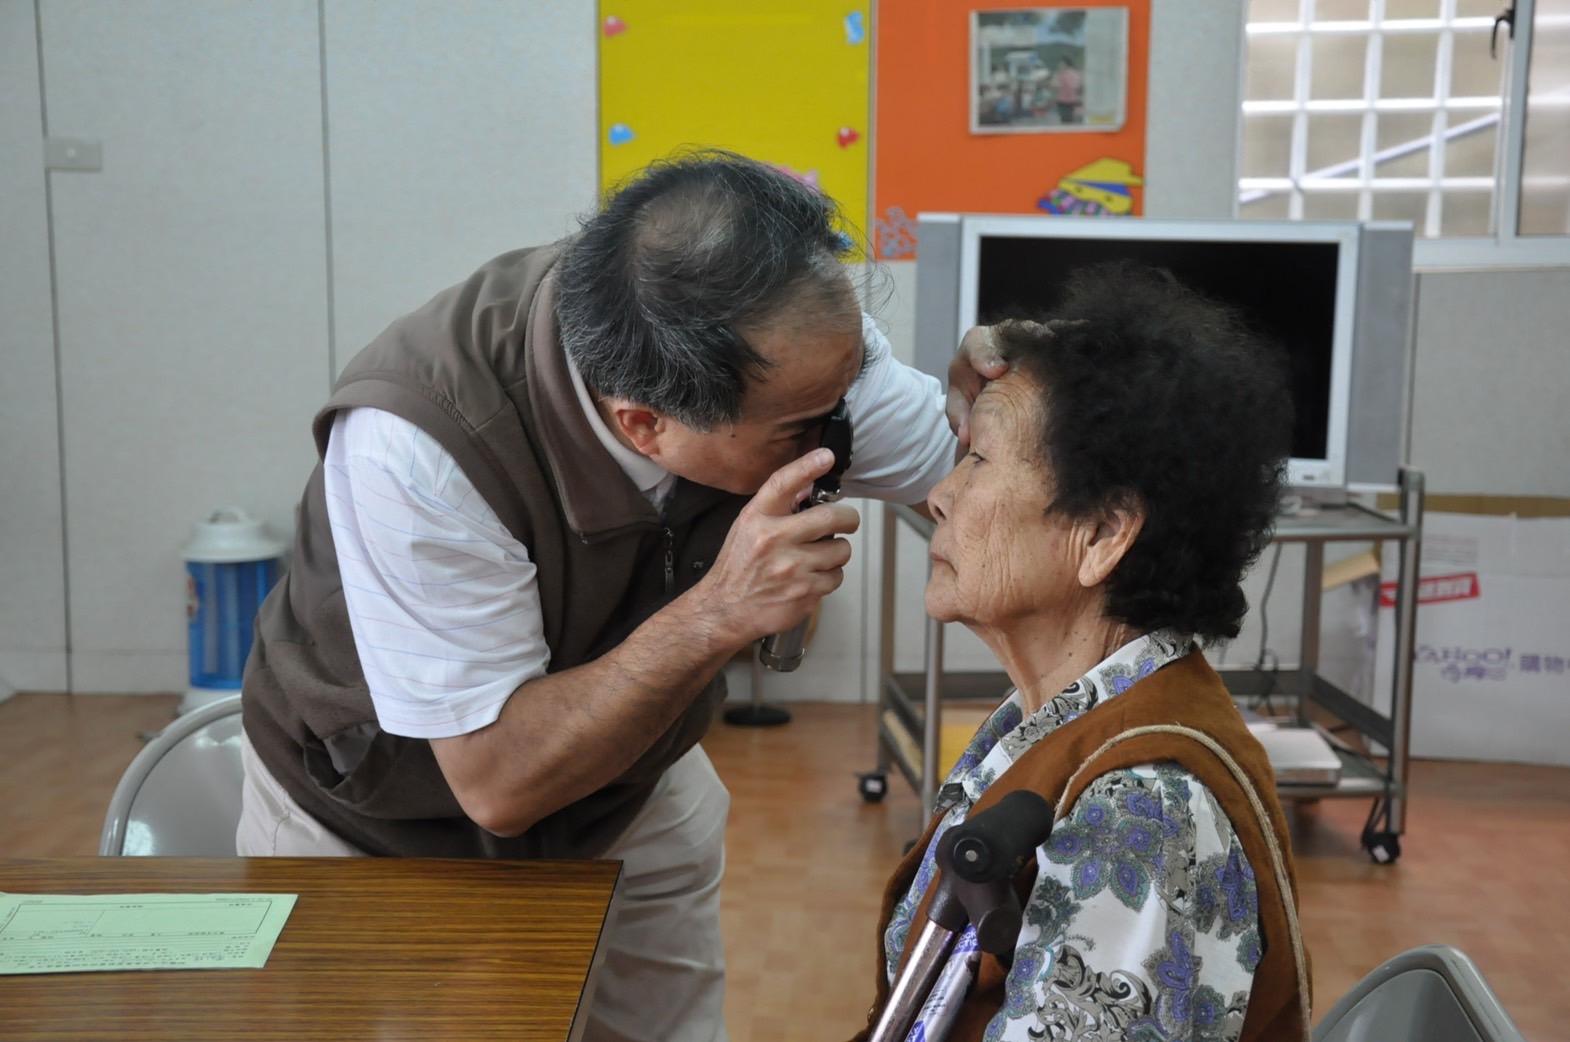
<box><xmin>1312</xmin><ymin>944</ymin><xmax>1527</xmax><ymax>1042</ymax></box>
<box><xmin>99</xmin><ymin>694</ymin><xmax>245</xmax><ymax>856</ymax></box>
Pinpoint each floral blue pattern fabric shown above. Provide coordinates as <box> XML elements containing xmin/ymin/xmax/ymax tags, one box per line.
<box><xmin>882</xmin><ymin>631</ymin><xmax>1260</xmax><ymax>1042</ymax></box>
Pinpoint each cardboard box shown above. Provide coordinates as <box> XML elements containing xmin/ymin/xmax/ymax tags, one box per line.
<box><xmin>1374</xmin><ymin>499</ymin><xmax>1570</xmax><ymax>766</ymax></box>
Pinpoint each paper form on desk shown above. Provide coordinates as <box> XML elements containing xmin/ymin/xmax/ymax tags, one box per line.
<box><xmin>0</xmin><ymin>892</ymin><xmax>296</xmax><ymax>974</ymax></box>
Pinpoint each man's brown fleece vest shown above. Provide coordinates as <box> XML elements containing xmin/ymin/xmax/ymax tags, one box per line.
<box><xmin>855</xmin><ymin>651</ymin><xmax>1311</xmax><ymax>1042</ymax></box>
<box><xmin>242</xmin><ymin>245</ymin><xmax>747</xmax><ymax>860</ymax></box>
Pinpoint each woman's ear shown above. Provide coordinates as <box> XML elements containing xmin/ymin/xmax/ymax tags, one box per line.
<box><xmin>1078</xmin><ymin>498</ymin><xmax>1145</xmax><ymax>589</ymax></box>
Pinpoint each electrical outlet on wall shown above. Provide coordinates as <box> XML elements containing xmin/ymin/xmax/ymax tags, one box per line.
<box><xmin>44</xmin><ymin>136</ymin><xmax>102</xmax><ymax>172</ymax></box>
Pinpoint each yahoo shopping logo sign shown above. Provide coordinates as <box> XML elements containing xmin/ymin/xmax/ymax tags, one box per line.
<box><xmin>1416</xmin><ymin>645</ymin><xmax>1512</xmax><ymax>683</ymax></box>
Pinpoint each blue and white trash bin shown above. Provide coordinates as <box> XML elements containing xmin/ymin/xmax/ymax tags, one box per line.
<box><xmin>180</xmin><ymin>508</ymin><xmax>287</xmax><ymax>714</ymax></box>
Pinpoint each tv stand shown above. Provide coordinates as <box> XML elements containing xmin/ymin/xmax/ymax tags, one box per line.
<box><xmin>866</xmin><ymin>467</ymin><xmax>1425</xmax><ymax>864</ymax></box>
<box><xmin>1282</xmin><ymin>483</ymin><xmax>1352</xmax><ymax>513</ymax></box>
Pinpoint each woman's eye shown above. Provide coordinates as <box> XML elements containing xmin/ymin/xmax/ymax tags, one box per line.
<box><xmin>966</xmin><ymin>451</ymin><xmax>985</xmax><ymax>464</ymax></box>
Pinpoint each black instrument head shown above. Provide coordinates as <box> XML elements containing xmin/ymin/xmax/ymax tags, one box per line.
<box><xmin>815</xmin><ymin>397</ymin><xmax>854</xmax><ymax>495</ymax></box>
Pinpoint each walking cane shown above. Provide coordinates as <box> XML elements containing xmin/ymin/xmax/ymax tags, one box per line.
<box><xmin>869</xmin><ymin>789</ymin><xmax>1055</xmax><ymax>1042</ymax></box>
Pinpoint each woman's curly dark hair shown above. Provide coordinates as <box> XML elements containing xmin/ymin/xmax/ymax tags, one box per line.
<box><xmin>992</xmin><ymin>262</ymin><xmax>1294</xmax><ymax>643</ymax></box>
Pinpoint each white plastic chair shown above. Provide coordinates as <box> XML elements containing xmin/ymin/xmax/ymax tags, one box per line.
<box><xmin>99</xmin><ymin>694</ymin><xmax>245</xmax><ymax>856</ymax></box>
<box><xmin>1312</xmin><ymin>944</ymin><xmax>1527</xmax><ymax>1042</ymax></box>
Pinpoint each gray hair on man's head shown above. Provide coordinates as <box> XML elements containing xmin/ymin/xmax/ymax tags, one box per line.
<box><xmin>553</xmin><ymin>149</ymin><xmax>860</xmax><ymax>430</ymax></box>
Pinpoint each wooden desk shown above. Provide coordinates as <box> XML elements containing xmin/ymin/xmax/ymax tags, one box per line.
<box><xmin>0</xmin><ymin>857</ymin><xmax>621</xmax><ymax>1042</ymax></box>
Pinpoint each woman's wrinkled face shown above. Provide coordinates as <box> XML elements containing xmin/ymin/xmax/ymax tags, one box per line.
<box><xmin>924</xmin><ymin>372</ymin><xmax>1083</xmax><ymax>630</ymax></box>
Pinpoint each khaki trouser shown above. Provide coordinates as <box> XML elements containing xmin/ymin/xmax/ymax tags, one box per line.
<box><xmin>238</xmin><ymin>734</ymin><xmax>730</xmax><ymax>1042</ymax></box>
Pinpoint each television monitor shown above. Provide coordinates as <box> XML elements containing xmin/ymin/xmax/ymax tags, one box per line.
<box><xmin>911</xmin><ymin>214</ymin><xmax>1416</xmax><ymax>495</ymax></box>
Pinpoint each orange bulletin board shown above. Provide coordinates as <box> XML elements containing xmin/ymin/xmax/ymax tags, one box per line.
<box><xmin>872</xmin><ymin>2</ymin><xmax>1150</xmax><ymax>259</ymax></box>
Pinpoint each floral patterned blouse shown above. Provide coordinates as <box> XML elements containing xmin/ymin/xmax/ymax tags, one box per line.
<box><xmin>884</xmin><ymin>631</ymin><xmax>1261</xmax><ymax>1042</ymax></box>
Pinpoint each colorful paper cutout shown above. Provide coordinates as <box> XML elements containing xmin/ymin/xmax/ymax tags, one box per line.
<box><xmin>875</xmin><ymin>206</ymin><xmax>919</xmax><ymax>259</ymax></box>
<box><xmin>608</xmin><ymin>123</ymin><xmax>636</xmax><ymax>146</ymax></box>
<box><xmin>1037</xmin><ymin>157</ymin><xmax>1143</xmax><ymax>215</ymax></box>
<box><xmin>836</xmin><ymin>126</ymin><xmax>861</xmax><ymax>148</ymax></box>
<box><xmin>774</xmin><ymin>164</ymin><xmax>822</xmax><ymax>189</ymax></box>
<box><xmin>603</xmin><ymin>14</ymin><xmax>627</xmax><ymax>37</ymax></box>
<box><xmin>845</xmin><ymin>11</ymin><xmax>866</xmax><ymax>45</ymax></box>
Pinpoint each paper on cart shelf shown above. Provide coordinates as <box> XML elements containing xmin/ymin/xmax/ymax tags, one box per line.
<box><xmin>1249</xmin><ymin>725</ymin><xmax>1344</xmax><ymax>786</ymax></box>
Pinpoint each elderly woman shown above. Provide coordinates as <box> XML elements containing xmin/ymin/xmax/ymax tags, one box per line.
<box><xmin>858</xmin><ymin>265</ymin><xmax>1309</xmax><ymax>1042</ymax></box>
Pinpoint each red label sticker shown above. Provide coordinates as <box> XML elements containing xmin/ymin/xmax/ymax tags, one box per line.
<box><xmin>1380</xmin><ymin>572</ymin><xmax>1480</xmax><ymax>608</ymax></box>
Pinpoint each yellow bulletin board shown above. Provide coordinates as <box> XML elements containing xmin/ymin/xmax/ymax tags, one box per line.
<box><xmin>597</xmin><ymin>2</ymin><xmax>872</xmax><ymax>249</ymax></box>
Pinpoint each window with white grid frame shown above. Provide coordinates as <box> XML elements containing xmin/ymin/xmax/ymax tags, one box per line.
<box><xmin>1239</xmin><ymin>0</ymin><xmax>1570</xmax><ymax>250</ymax></box>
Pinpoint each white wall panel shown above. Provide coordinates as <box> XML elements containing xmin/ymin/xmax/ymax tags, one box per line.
<box><xmin>1146</xmin><ymin>0</ymin><xmax>1247</xmax><ymax>220</ymax></box>
<box><xmin>1410</xmin><ymin>269</ymin><xmax>1570</xmax><ymax>497</ymax></box>
<box><xmin>323</xmin><ymin>0</ymin><xmax>598</xmax><ymax>369</ymax></box>
<box><xmin>40</xmin><ymin>1</ymin><xmax>329</xmax><ymax>692</ymax></box>
<box><xmin>0</xmin><ymin>1</ymin><xmax>68</xmax><ymax>695</ymax></box>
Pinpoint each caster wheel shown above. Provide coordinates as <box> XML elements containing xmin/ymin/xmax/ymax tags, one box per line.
<box><xmin>857</xmin><ymin>771</ymin><xmax>889</xmax><ymax>803</ymax></box>
<box><xmin>1362</xmin><ymin>829</ymin><xmax>1401</xmax><ymax>864</ymax></box>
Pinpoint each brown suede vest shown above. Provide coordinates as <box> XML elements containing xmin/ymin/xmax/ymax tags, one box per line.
<box><xmin>242</xmin><ymin>245</ymin><xmax>747</xmax><ymax>859</ymax></box>
<box><xmin>855</xmin><ymin>652</ymin><xmax>1310</xmax><ymax>1042</ymax></box>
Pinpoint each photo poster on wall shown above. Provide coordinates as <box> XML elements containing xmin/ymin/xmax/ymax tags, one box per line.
<box><xmin>873</xmin><ymin>2</ymin><xmax>1149</xmax><ymax>260</ymax></box>
<box><xmin>597</xmin><ymin>2</ymin><xmax>873</xmax><ymax>255</ymax></box>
